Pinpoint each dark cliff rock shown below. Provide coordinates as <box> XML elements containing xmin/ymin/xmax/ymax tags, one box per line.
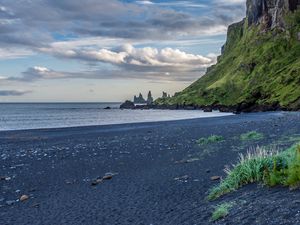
<box><xmin>247</xmin><ymin>0</ymin><xmax>300</xmax><ymax>29</ymax></box>
<box><xmin>120</xmin><ymin>100</ymin><xmax>135</xmax><ymax>109</ymax></box>
<box><xmin>134</xmin><ymin>93</ymin><xmax>146</xmax><ymax>104</ymax></box>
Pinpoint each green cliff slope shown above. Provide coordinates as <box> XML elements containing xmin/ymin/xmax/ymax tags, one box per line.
<box><xmin>156</xmin><ymin>8</ymin><xmax>300</xmax><ymax>111</ymax></box>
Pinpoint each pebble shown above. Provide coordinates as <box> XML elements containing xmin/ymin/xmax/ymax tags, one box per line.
<box><xmin>31</xmin><ymin>203</ymin><xmax>40</xmax><ymax>208</ymax></box>
<box><xmin>102</xmin><ymin>174</ymin><xmax>113</xmax><ymax>180</ymax></box>
<box><xmin>91</xmin><ymin>179</ymin><xmax>103</xmax><ymax>186</ymax></box>
<box><xmin>174</xmin><ymin>175</ymin><xmax>189</xmax><ymax>181</ymax></box>
<box><xmin>20</xmin><ymin>195</ymin><xmax>29</xmax><ymax>202</ymax></box>
<box><xmin>0</xmin><ymin>176</ymin><xmax>11</xmax><ymax>181</ymax></box>
<box><xmin>6</xmin><ymin>200</ymin><xmax>15</xmax><ymax>206</ymax></box>
<box><xmin>210</xmin><ymin>176</ymin><xmax>221</xmax><ymax>181</ymax></box>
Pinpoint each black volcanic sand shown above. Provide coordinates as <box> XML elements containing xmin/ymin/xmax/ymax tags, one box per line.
<box><xmin>1</xmin><ymin>112</ymin><xmax>300</xmax><ymax>225</ymax></box>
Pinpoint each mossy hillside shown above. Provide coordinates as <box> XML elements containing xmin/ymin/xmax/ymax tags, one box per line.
<box><xmin>156</xmin><ymin>10</ymin><xmax>300</xmax><ymax>109</ymax></box>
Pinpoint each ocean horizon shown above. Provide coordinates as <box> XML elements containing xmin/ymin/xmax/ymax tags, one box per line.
<box><xmin>0</xmin><ymin>102</ymin><xmax>232</xmax><ymax>131</ymax></box>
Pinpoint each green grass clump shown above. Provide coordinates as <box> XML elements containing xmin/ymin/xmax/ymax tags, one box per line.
<box><xmin>211</xmin><ymin>203</ymin><xmax>233</xmax><ymax>221</ymax></box>
<box><xmin>197</xmin><ymin>135</ymin><xmax>224</xmax><ymax>145</ymax></box>
<box><xmin>240</xmin><ymin>131</ymin><xmax>264</xmax><ymax>141</ymax></box>
<box><xmin>208</xmin><ymin>144</ymin><xmax>300</xmax><ymax>200</ymax></box>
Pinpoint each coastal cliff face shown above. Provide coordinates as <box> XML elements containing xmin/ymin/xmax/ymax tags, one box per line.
<box><xmin>156</xmin><ymin>0</ymin><xmax>300</xmax><ymax>112</ymax></box>
<box><xmin>247</xmin><ymin>0</ymin><xmax>299</xmax><ymax>28</ymax></box>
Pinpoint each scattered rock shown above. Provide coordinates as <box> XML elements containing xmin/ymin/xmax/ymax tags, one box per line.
<box><xmin>0</xmin><ymin>176</ymin><xmax>10</xmax><ymax>181</ymax></box>
<box><xmin>6</xmin><ymin>200</ymin><xmax>15</xmax><ymax>206</ymax></box>
<box><xmin>29</xmin><ymin>188</ymin><xmax>37</xmax><ymax>192</ymax></box>
<box><xmin>65</xmin><ymin>179</ymin><xmax>76</xmax><ymax>185</ymax></box>
<box><xmin>174</xmin><ymin>175</ymin><xmax>189</xmax><ymax>181</ymax></box>
<box><xmin>210</xmin><ymin>176</ymin><xmax>221</xmax><ymax>181</ymax></box>
<box><xmin>20</xmin><ymin>195</ymin><xmax>29</xmax><ymax>202</ymax></box>
<box><xmin>102</xmin><ymin>174</ymin><xmax>113</xmax><ymax>180</ymax></box>
<box><xmin>103</xmin><ymin>172</ymin><xmax>118</xmax><ymax>180</ymax></box>
<box><xmin>91</xmin><ymin>172</ymin><xmax>118</xmax><ymax>186</ymax></box>
<box><xmin>175</xmin><ymin>158</ymin><xmax>200</xmax><ymax>164</ymax></box>
<box><xmin>91</xmin><ymin>179</ymin><xmax>103</xmax><ymax>186</ymax></box>
<box><xmin>31</xmin><ymin>203</ymin><xmax>40</xmax><ymax>208</ymax></box>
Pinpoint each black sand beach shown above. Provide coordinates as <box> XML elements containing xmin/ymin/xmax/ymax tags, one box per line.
<box><xmin>1</xmin><ymin>112</ymin><xmax>300</xmax><ymax>225</ymax></box>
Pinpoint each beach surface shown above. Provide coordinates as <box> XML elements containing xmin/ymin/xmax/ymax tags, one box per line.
<box><xmin>1</xmin><ymin>112</ymin><xmax>300</xmax><ymax>225</ymax></box>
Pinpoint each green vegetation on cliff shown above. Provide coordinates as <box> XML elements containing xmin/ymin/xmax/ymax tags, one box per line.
<box><xmin>156</xmin><ymin>9</ymin><xmax>300</xmax><ymax>111</ymax></box>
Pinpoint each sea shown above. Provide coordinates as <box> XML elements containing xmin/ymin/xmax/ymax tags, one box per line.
<box><xmin>0</xmin><ymin>103</ymin><xmax>232</xmax><ymax>131</ymax></box>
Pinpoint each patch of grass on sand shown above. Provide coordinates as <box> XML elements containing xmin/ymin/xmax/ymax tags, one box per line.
<box><xmin>211</xmin><ymin>202</ymin><xmax>233</xmax><ymax>221</ymax></box>
<box><xmin>208</xmin><ymin>144</ymin><xmax>300</xmax><ymax>200</ymax></box>
<box><xmin>197</xmin><ymin>135</ymin><xmax>224</xmax><ymax>145</ymax></box>
<box><xmin>240</xmin><ymin>131</ymin><xmax>264</xmax><ymax>141</ymax></box>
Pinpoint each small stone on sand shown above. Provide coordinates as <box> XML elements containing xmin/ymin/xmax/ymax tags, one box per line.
<box><xmin>20</xmin><ymin>195</ymin><xmax>29</xmax><ymax>202</ymax></box>
<box><xmin>210</xmin><ymin>176</ymin><xmax>221</xmax><ymax>181</ymax></box>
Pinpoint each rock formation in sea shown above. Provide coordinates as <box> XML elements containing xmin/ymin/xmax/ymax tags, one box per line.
<box><xmin>134</xmin><ymin>93</ymin><xmax>146</xmax><ymax>104</ymax></box>
<box><xmin>147</xmin><ymin>91</ymin><xmax>154</xmax><ymax>105</ymax></box>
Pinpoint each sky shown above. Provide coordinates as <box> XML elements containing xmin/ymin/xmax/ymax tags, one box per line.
<box><xmin>0</xmin><ymin>0</ymin><xmax>246</xmax><ymax>102</ymax></box>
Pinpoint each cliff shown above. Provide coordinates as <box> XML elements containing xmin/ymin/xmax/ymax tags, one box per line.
<box><xmin>156</xmin><ymin>0</ymin><xmax>300</xmax><ymax>112</ymax></box>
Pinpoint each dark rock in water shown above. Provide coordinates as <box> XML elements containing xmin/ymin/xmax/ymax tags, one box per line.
<box><xmin>134</xmin><ymin>93</ymin><xmax>147</xmax><ymax>104</ymax></box>
<box><xmin>104</xmin><ymin>107</ymin><xmax>111</xmax><ymax>110</ymax></box>
<box><xmin>147</xmin><ymin>91</ymin><xmax>154</xmax><ymax>105</ymax></box>
<box><xmin>120</xmin><ymin>100</ymin><xmax>135</xmax><ymax>109</ymax></box>
<box><xmin>203</xmin><ymin>107</ymin><xmax>213</xmax><ymax>112</ymax></box>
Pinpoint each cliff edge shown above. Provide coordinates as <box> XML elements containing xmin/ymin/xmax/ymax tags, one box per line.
<box><xmin>156</xmin><ymin>0</ymin><xmax>300</xmax><ymax>112</ymax></box>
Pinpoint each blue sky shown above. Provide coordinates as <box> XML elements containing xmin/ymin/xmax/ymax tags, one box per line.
<box><xmin>0</xmin><ymin>0</ymin><xmax>246</xmax><ymax>102</ymax></box>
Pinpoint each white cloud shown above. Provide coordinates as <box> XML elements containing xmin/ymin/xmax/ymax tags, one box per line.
<box><xmin>0</xmin><ymin>48</ymin><xmax>34</xmax><ymax>59</ymax></box>
<box><xmin>40</xmin><ymin>44</ymin><xmax>216</xmax><ymax>72</ymax></box>
<box><xmin>136</xmin><ymin>1</ymin><xmax>154</xmax><ymax>5</ymax></box>
<box><xmin>136</xmin><ymin>1</ymin><xmax>206</xmax><ymax>8</ymax></box>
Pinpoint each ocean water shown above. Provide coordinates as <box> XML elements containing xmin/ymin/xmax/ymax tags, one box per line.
<box><xmin>0</xmin><ymin>103</ymin><xmax>232</xmax><ymax>131</ymax></box>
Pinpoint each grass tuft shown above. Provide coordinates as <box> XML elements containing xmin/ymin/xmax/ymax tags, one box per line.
<box><xmin>208</xmin><ymin>144</ymin><xmax>300</xmax><ymax>200</ymax></box>
<box><xmin>197</xmin><ymin>135</ymin><xmax>224</xmax><ymax>145</ymax></box>
<box><xmin>240</xmin><ymin>131</ymin><xmax>264</xmax><ymax>141</ymax></box>
<box><xmin>211</xmin><ymin>203</ymin><xmax>233</xmax><ymax>221</ymax></box>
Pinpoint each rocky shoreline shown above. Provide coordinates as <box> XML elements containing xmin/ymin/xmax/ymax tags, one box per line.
<box><xmin>120</xmin><ymin>100</ymin><xmax>300</xmax><ymax>113</ymax></box>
